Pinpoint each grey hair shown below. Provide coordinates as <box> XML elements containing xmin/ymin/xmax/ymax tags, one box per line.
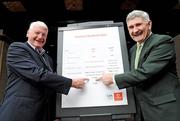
<box><xmin>126</xmin><ymin>10</ymin><xmax>150</xmax><ymax>23</ymax></box>
<box><xmin>28</xmin><ymin>21</ymin><xmax>48</xmax><ymax>31</ymax></box>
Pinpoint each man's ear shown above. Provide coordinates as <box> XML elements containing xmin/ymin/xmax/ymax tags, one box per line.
<box><xmin>148</xmin><ymin>20</ymin><xmax>152</xmax><ymax>30</ymax></box>
<box><xmin>26</xmin><ymin>31</ymin><xmax>29</xmax><ymax>37</ymax></box>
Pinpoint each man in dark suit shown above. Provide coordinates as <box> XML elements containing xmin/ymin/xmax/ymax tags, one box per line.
<box><xmin>0</xmin><ymin>21</ymin><xmax>89</xmax><ymax>121</ymax></box>
<box><xmin>97</xmin><ymin>10</ymin><xmax>180</xmax><ymax>121</ymax></box>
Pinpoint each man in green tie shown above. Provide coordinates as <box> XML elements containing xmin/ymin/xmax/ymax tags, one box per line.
<box><xmin>97</xmin><ymin>10</ymin><xmax>180</xmax><ymax>121</ymax></box>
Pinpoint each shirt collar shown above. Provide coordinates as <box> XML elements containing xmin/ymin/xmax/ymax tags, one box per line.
<box><xmin>27</xmin><ymin>41</ymin><xmax>45</xmax><ymax>55</ymax></box>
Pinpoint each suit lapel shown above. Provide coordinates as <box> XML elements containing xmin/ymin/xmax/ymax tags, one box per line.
<box><xmin>130</xmin><ymin>46</ymin><xmax>136</xmax><ymax>70</ymax></box>
<box><xmin>137</xmin><ymin>34</ymin><xmax>154</xmax><ymax>67</ymax></box>
<box><xmin>39</xmin><ymin>53</ymin><xmax>53</xmax><ymax>72</ymax></box>
<box><xmin>25</xmin><ymin>42</ymin><xmax>53</xmax><ymax>71</ymax></box>
<box><xmin>130</xmin><ymin>34</ymin><xmax>154</xmax><ymax>70</ymax></box>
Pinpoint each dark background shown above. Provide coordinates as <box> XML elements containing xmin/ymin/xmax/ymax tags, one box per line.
<box><xmin>0</xmin><ymin>0</ymin><xmax>180</xmax><ymax>62</ymax></box>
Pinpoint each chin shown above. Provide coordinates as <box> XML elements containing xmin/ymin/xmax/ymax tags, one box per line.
<box><xmin>134</xmin><ymin>37</ymin><xmax>143</xmax><ymax>42</ymax></box>
<box><xmin>35</xmin><ymin>45</ymin><xmax>42</xmax><ymax>48</ymax></box>
<box><xmin>134</xmin><ymin>39</ymin><xmax>141</xmax><ymax>42</ymax></box>
<box><xmin>35</xmin><ymin>43</ymin><xmax>43</xmax><ymax>48</ymax></box>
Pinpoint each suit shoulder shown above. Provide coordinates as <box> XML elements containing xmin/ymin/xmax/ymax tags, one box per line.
<box><xmin>148</xmin><ymin>34</ymin><xmax>172</xmax><ymax>45</ymax></box>
<box><xmin>10</xmin><ymin>42</ymin><xmax>25</xmax><ymax>47</ymax></box>
<box><xmin>9</xmin><ymin>42</ymin><xmax>27</xmax><ymax>48</ymax></box>
<box><xmin>153</xmin><ymin>34</ymin><xmax>172</xmax><ymax>41</ymax></box>
<box><xmin>8</xmin><ymin>42</ymin><xmax>30</xmax><ymax>53</ymax></box>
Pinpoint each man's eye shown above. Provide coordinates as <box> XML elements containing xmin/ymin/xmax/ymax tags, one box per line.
<box><xmin>128</xmin><ymin>26</ymin><xmax>134</xmax><ymax>29</ymax></box>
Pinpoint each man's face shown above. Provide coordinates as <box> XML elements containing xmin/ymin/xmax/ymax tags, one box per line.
<box><xmin>27</xmin><ymin>25</ymin><xmax>48</xmax><ymax>49</ymax></box>
<box><xmin>127</xmin><ymin>17</ymin><xmax>152</xmax><ymax>43</ymax></box>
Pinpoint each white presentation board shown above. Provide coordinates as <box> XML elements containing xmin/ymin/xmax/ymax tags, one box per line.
<box><xmin>56</xmin><ymin>22</ymin><xmax>136</xmax><ymax>118</ymax></box>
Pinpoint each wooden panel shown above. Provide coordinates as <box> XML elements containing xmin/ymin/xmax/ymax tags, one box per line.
<box><xmin>0</xmin><ymin>40</ymin><xmax>9</xmax><ymax>103</ymax></box>
<box><xmin>174</xmin><ymin>34</ymin><xmax>180</xmax><ymax>80</ymax></box>
<box><xmin>64</xmin><ymin>0</ymin><xmax>83</xmax><ymax>11</ymax></box>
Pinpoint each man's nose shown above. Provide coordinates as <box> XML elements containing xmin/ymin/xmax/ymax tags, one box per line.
<box><xmin>38</xmin><ymin>33</ymin><xmax>44</xmax><ymax>38</ymax></box>
<box><xmin>132</xmin><ymin>27</ymin><xmax>139</xmax><ymax>33</ymax></box>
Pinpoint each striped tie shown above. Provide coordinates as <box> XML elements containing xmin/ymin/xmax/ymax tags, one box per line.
<box><xmin>36</xmin><ymin>48</ymin><xmax>53</xmax><ymax>72</ymax></box>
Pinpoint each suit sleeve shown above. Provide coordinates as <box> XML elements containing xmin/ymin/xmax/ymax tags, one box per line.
<box><xmin>115</xmin><ymin>35</ymin><xmax>174</xmax><ymax>89</ymax></box>
<box><xmin>7</xmin><ymin>42</ymin><xmax>72</xmax><ymax>94</ymax></box>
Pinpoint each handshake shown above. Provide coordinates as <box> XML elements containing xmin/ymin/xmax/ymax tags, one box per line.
<box><xmin>71</xmin><ymin>72</ymin><xmax>114</xmax><ymax>89</ymax></box>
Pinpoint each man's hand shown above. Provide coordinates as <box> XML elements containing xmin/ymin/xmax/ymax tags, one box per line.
<box><xmin>71</xmin><ymin>78</ymin><xmax>89</xmax><ymax>89</ymax></box>
<box><xmin>96</xmin><ymin>72</ymin><xmax>114</xmax><ymax>86</ymax></box>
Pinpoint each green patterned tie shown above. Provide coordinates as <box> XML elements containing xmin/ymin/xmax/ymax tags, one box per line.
<box><xmin>135</xmin><ymin>44</ymin><xmax>142</xmax><ymax>69</ymax></box>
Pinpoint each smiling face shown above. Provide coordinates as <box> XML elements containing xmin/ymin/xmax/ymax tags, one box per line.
<box><xmin>127</xmin><ymin>17</ymin><xmax>152</xmax><ymax>44</ymax></box>
<box><xmin>26</xmin><ymin>24</ymin><xmax>48</xmax><ymax>49</ymax></box>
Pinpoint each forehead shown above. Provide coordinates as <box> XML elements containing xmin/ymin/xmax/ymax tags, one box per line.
<box><xmin>127</xmin><ymin>17</ymin><xmax>145</xmax><ymax>25</ymax></box>
<box><xmin>33</xmin><ymin>24</ymin><xmax>47</xmax><ymax>30</ymax></box>
<box><xmin>29</xmin><ymin>25</ymin><xmax>48</xmax><ymax>33</ymax></box>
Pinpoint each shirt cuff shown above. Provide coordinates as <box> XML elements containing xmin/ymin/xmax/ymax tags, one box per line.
<box><xmin>112</xmin><ymin>74</ymin><xmax>117</xmax><ymax>85</ymax></box>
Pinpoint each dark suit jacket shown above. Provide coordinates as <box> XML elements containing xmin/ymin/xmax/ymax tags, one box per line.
<box><xmin>0</xmin><ymin>42</ymin><xmax>72</xmax><ymax>121</ymax></box>
<box><xmin>115</xmin><ymin>34</ymin><xmax>180</xmax><ymax>121</ymax></box>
